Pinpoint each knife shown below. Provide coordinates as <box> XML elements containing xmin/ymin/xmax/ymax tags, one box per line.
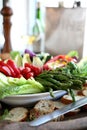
<box><xmin>29</xmin><ymin>96</ymin><xmax>87</xmax><ymax>127</ymax></box>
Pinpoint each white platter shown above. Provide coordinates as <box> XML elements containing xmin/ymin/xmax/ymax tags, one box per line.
<box><xmin>0</xmin><ymin>90</ymin><xmax>66</xmax><ymax>106</ymax></box>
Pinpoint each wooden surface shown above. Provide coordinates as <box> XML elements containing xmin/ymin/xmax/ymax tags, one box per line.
<box><xmin>0</xmin><ymin>111</ymin><xmax>87</xmax><ymax>130</ymax></box>
<box><xmin>1</xmin><ymin>6</ymin><xmax>13</xmax><ymax>53</ymax></box>
<box><xmin>0</xmin><ymin>116</ymin><xmax>87</xmax><ymax>130</ymax></box>
<box><xmin>0</xmin><ymin>100</ymin><xmax>87</xmax><ymax>130</ymax></box>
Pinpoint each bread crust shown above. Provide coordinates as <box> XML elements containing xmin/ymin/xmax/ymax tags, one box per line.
<box><xmin>29</xmin><ymin>100</ymin><xmax>64</xmax><ymax>121</ymax></box>
<box><xmin>4</xmin><ymin>107</ymin><xmax>28</xmax><ymax>122</ymax></box>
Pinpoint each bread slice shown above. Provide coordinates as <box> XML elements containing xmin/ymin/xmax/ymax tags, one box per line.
<box><xmin>77</xmin><ymin>89</ymin><xmax>87</xmax><ymax>110</ymax></box>
<box><xmin>60</xmin><ymin>95</ymin><xmax>85</xmax><ymax>116</ymax></box>
<box><xmin>54</xmin><ymin>101</ymin><xmax>66</xmax><ymax>109</ymax></box>
<box><xmin>29</xmin><ymin>100</ymin><xmax>64</xmax><ymax>121</ymax></box>
<box><xmin>60</xmin><ymin>95</ymin><xmax>85</xmax><ymax>105</ymax></box>
<box><xmin>4</xmin><ymin>107</ymin><xmax>28</xmax><ymax>122</ymax></box>
<box><xmin>83</xmin><ymin>83</ymin><xmax>87</xmax><ymax>88</ymax></box>
<box><xmin>54</xmin><ymin>100</ymin><xmax>80</xmax><ymax>117</ymax></box>
<box><xmin>29</xmin><ymin>108</ymin><xmax>41</xmax><ymax>120</ymax></box>
<box><xmin>81</xmin><ymin>89</ymin><xmax>87</xmax><ymax>96</ymax></box>
<box><xmin>34</xmin><ymin>100</ymin><xmax>55</xmax><ymax>114</ymax></box>
<box><xmin>65</xmin><ymin>108</ymin><xmax>80</xmax><ymax>116</ymax></box>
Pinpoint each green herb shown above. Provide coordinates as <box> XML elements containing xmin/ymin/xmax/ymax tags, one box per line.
<box><xmin>0</xmin><ymin>109</ymin><xmax>9</xmax><ymax>120</ymax></box>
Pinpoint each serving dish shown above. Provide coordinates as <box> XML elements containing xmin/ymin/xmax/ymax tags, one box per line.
<box><xmin>0</xmin><ymin>90</ymin><xmax>66</xmax><ymax>106</ymax></box>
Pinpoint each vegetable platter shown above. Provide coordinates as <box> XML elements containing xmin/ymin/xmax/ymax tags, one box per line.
<box><xmin>0</xmin><ymin>50</ymin><xmax>87</xmax><ymax>105</ymax></box>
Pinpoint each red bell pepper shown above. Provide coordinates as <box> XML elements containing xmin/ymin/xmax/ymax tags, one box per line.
<box><xmin>0</xmin><ymin>61</ymin><xmax>6</xmax><ymax>66</ymax></box>
<box><xmin>25</xmin><ymin>72</ymin><xmax>34</xmax><ymax>79</ymax></box>
<box><xmin>21</xmin><ymin>67</ymin><xmax>31</xmax><ymax>76</ymax></box>
<box><xmin>0</xmin><ymin>60</ymin><xmax>15</xmax><ymax>76</ymax></box>
<box><xmin>0</xmin><ymin>66</ymin><xmax>11</xmax><ymax>76</ymax></box>
<box><xmin>43</xmin><ymin>55</ymin><xmax>75</xmax><ymax>70</ymax></box>
<box><xmin>7</xmin><ymin>59</ymin><xmax>21</xmax><ymax>77</ymax></box>
<box><xmin>46</xmin><ymin>55</ymin><xmax>73</xmax><ymax>63</ymax></box>
<box><xmin>19</xmin><ymin>66</ymin><xmax>34</xmax><ymax>79</ymax></box>
<box><xmin>24</xmin><ymin>63</ymin><xmax>42</xmax><ymax>77</ymax></box>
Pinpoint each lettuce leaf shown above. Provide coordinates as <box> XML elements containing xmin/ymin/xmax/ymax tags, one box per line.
<box><xmin>0</xmin><ymin>73</ymin><xmax>45</xmax><ymax>99</ymax></box>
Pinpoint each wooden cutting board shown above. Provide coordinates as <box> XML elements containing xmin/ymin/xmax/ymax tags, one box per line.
<box><xmin>0</xmin><ymin>111</ymin><xmax>87</xmax><ymax>130</ymax></box>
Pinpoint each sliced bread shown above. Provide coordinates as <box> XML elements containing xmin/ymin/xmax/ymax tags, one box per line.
<box><xmin>4</xmin><ymin>107</ymin><xmax>28</xmax><ymax>122</ymax></box>
<box><xmin>60</xmin><ymin>95</ymin><xmax>85</xmax><ymax>105</ymax></box>
<box><xmin>77</xmin><ymin>89</ymin><xmax>87</xmax><ymax>96</ymax></box>
<box><xmin>34</xmin><ymin>100</ymin><xmax>55</xmax><ymax>114</ymax></box>
<box><xmin>29</xmin><ymin>99</ymin><xmax>64</xmax><ymax>121</ymax></box>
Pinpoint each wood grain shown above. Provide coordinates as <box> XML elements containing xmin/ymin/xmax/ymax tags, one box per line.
<box><xmin>0</xmin><ymin>112</ymin><xmax>87</xmax><ymax>130</ymax></box>
<box><xmin>1</xmin><ymin>6</ymin><xmax>13</xmax><ymax>53</ymax></box>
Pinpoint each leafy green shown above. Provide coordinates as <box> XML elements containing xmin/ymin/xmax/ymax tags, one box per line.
<box><xmin>14</xmin><ymin>54</ymin><xmax>23</xmax><ymax>67</ymax></box>
<box><xmin>10</xmin><ymin>51</ymin><xmax>21</xmax><ymax>60</ymax></box>
<box><xmin>67</xmin><ymin>50</ymin><xmax>79</xmax><ymax>58</ymax></box>
<box><xmin>0</xmin><ymin>109</ymin><xmax>9</xmax><ymax>120</ymax></box>
<box><xmin>37</xmin><ymin>53</ymin><xmax>52</xmax><ymax>64</ymax></box>
<box><xmin>0</xmin><ymin>73</ymin><xmax>45</xmax><ymax>99</ymax></box>
<box><xmin>77</xmin><ymin>57</ymin><xmax>87</xmax><ymax>76</ymax></box>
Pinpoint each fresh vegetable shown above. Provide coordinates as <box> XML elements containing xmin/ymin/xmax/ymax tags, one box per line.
<box><xmin>0</xmin><ymin>109</ymin><xmax>9</xmax><ymax>121</ymax></box>
<box><xmin>67</xmin><ymin>50</ymin><xmax>79</xmax><ymax>61</ymax></box>
<box><xmin>7</xmin><ymin>59</ymin><xmax>21</xmax><ymax>78</ymax></box>
<box><xmin>35</xmin><ymin>61</ymin><xmax>87</xmax><ymax>101</ymax></box>
<box><xmin>0</xmin><ymin>59</ymin><xmax>21</xmax><ymax>78</ymax></box>
<box><xmin>0</xmin><ymin>66</ymin><xmax>11</xmax><ymax>76</ymax></box>
<box><xmin>0</xmin><ymin>58</ymin><xmax>42</xmax><ymax>79</ymax></box>
<box><xmin>77</xmin><ymin>57</ymin><xmax>87</xmax><ymax>76</ymax></box>
<box><xmin>0</xmin><ymin>50</ymin><xmax>87</xmax><ymax>102</ymax></box>
<box><xmin>22</xmin><ymin>53</ymin><xmax>32</xmax><ymax>67</ymax></box>
<box><xmin>32</xmin><ymin>56</ymin><xmax>43</xmax><ymax>68</ymax></box>
<box><xmin>0</xmin><ymin>73</ymin><xmax>45</xmax><ymax>99</ymax></box>
<box><xmin>14</xmin><ymin>54</ymin><xmax>22</xmax><ymax>67</ymax></box>
<box><xmin>25</xmin><ymin>49</ymin><xmax>36</xmax><ymax>59</ymax></box>
<box><xmin>25</xmin><ymin>63</ymin><xmax>42</xmax><ymax>77</ymax></box>
<box><xmin>37</xmin><ymin>52</ymin><xmax>52</xmax><ymax>64</ymax></box>
<box><xmin>10</xmin><ymin>51</ymin><xmax>21</xmax><ymax>60</ymax></box>
<box><xmin>0</xmin><ymin>61</ymin><xmax>14</xmax><ymax>76</ymax></box>
<box><xmin>43</xmin><ymin>54</ymin><xmax>77</xmax><ymax>70</ymax></box>
<box><xmin>20</xmin><ymin>67</ymin><xmax>34</xmax><ymax>79</ymax></box>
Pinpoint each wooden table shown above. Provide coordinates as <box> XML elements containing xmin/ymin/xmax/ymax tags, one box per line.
<box><xmin>0</xmin><ymin>116</ymin><xmax>87</xmax><ymax>130</ymax></box>
<box><xmin>0</xmin><ymin>107</ymin><xmax>87</xmax><ymax>130</ymax></box>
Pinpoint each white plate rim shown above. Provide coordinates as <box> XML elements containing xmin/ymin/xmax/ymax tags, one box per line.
<box><xmin>3</xmin><ymin>90</ymin><xmax>61</xmax><ymax>98</ymax></box>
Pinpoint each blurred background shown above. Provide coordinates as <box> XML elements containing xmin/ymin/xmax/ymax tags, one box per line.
<box><xmin>0</xmin><ymin>0</ymin><xmax>87</xmax><ymax>59</ymax></box>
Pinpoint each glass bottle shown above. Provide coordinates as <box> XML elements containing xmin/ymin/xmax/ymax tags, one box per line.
<box><xmin>32</xmin><ymin>2</ymin><xmax>45</xmax><ymax>54</ymax></box>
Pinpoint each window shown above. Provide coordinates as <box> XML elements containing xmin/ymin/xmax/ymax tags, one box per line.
<box><xmin>1</xmin><ymin>0</ymin><xmax>87</xmax><ymax>55</ymax></box>
<box><xmin>9</xmin><ymin>0</ymin><xmax>36</xmax><ymax>53</ymax></box>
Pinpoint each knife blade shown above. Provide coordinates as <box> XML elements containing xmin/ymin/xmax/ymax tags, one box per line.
<box><xmin>29</xmin><ymin>96</ymin><xmax>87</xmax><ymax>127</ymax></box>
